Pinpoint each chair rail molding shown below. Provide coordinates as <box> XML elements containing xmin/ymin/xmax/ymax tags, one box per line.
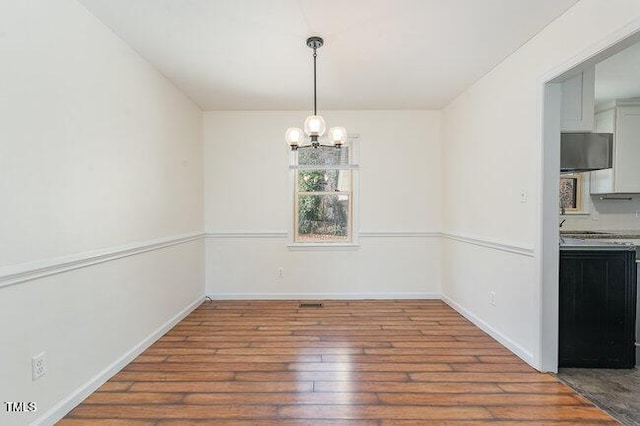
<box><xmin>442</xmin><ymin>232</ymin><xmax>535</xmax><ymax>257</ymax></box>
<box><xmin>0</xmin><ymin>232</ymin><xmax>205</xmax><ymax>289</ymax></box>
<box><xmin>205</xmin><ymin>232</ymin><xmax>288</xmax><ymax>239</ymax></box>
<box><xmin>205</xmin><ymin>231</ymin><xmax>440</xmax><ymax>239</ymax></box>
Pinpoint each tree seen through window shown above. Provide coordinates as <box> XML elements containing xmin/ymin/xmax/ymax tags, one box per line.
<box><xmin>294</xmin><ymin>146</ymin><xmax>352</xmax><ymax>242</ymax></box>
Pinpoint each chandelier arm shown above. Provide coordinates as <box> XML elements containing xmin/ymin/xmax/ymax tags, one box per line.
<box><xmin>296</xmin><ymin>143</ymin><xmax>340</xmax><ymax>150</ymax></box>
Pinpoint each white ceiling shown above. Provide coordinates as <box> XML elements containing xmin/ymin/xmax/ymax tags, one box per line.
<box><xmin>77</xmin><ymin>0</ymin><xmax>580</xmax><ymax>111</ymax></box>
<box><xmin>596</xmin><ymin>41</ymin><xmax>640</xmax><ymax>105</ymax></box>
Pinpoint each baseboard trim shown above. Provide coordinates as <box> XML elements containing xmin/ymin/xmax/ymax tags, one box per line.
<box><xmin>441</xmin><ymin>294</ymin><xmax>535</xmax><ymax>367</ymax></box>
<box><xmin>208</xmin><ymin>292</ymin><xmax>441</xmax><ymax>300</ymax></box>
<box><xmin>442</xmin><ymin>232</ymin><xmax>534</xmax><ymax>257</ymax></box>
<box><xmin>1</xmin><ymin>232</ymin><xmax>205</xmax><ymax>289</ymax></box>
<box><xmin>33</xmin><ymin>295</ymin><xmax>205</xmax><ymax>426</ymax></box>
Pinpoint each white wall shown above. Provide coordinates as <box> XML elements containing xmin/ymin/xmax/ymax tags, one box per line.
<box><xmin>0</xmin><ymin>1</ymin><xmax>204</xmax><ymax>424</ymax></box>
<box><xmin>204</xmin><ymin>110</ymin><xmax>442</xmax><ymax>298</ymax></box>
<box><xmin>442</xmin><ymin>0</ymin><xmax>640</xmax><ymax>369</ymax></box>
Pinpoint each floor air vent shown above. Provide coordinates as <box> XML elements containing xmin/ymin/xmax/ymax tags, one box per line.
<box><xmin>299</xmin><ymin>302</ymin><xmax>323</xmax><ymax>308</ymax></box>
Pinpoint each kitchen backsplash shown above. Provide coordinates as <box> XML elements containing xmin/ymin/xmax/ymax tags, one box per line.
<box><xmin>561</xmin><ymin>192</ymin><xmax>640</xmax><ymax>231</ymax></box>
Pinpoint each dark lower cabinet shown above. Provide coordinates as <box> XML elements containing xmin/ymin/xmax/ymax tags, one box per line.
<box><xmin>559</xmin><ymin>249</ymin><xmax>636</xmax><ymax>368</ymax></box>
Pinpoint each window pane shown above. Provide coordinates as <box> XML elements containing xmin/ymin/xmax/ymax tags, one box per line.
<box><xmin>297</xmin><ymin>194</ymin><xmax>350</xmax><ymax>242</ymax></box>
<box><xmin>297</xmin><ymin>169</ymin><xmax>351</xmax><ymax>192</ymax></box>
<box><xmin>298</xmin><ymin>145</ymin><xmax>349</xmax><ymax>166</ymax></box>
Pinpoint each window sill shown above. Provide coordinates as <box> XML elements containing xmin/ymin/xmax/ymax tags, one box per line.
<box><xmin>287</xmin><ymin>242</ymin><xmax>360</xmax><ymax>251</ymax></box>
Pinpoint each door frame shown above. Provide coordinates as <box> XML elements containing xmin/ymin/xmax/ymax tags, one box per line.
<box><xmin>538</xmin><ymin>21</ymin><xmax>640</xmax><ymax>372</ymax></box>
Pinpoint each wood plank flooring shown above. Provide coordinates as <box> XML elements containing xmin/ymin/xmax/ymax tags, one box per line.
<box><xmin>60</xmin><ymin>300</ymin><xmax>618</xmax><ymax>425</ymax></box>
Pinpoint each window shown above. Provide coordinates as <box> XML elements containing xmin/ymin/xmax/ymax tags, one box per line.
<box><xmin>559</xmin><ymin>173</ymin><xmax>585</xmax><ymax>213</ymax></box>
<box><xmin>290</xmin><ymin>143</ymin><xmax>358</xmax><ymax>244</ymax></box>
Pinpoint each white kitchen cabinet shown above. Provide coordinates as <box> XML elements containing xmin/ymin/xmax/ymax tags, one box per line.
<box><xmin>591</xmin><ymin>102</ymin><xmax>640</xmax><ymax>194</ymax></box>
<box><xmin>561</xmin><ymin>68</ymin><xmax>595</xmax><ymax>132</ymax></box>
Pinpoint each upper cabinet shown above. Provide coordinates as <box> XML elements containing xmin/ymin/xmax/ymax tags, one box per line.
<box><xmin>561</xmin><ymin>67</ymin><xmax>595</xmax><ymax>132</ymax></box>
<box><xmin>591</xmin><ymin>101</ymin><xmax>640</xmax><ymax>194</ymax></box>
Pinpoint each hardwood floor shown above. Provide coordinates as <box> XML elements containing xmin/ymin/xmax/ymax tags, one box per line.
<box><xmin>60</xmin><ymin>300</ymin><xmax>618</xmax><ymax>425</ymax></box>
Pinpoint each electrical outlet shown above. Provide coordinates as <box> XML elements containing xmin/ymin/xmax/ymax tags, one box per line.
<box><xmin>32</xmin><ymin>353</ymin><xmax>46</xmax><ymax>381</ymax></box>
<box><xmin>592</xmin><ymin>210</ymin><xmax>600</xmax><ymax>220</ymax></box>
<box><xmin>278</xmin><ymin>267</ymin><xmax>284</xmax><ymax>278</ymax></box>
<box><xmin>489</xmin><ymin>291</ymin><xmax>496</xmax><ymax>306</ymax></box>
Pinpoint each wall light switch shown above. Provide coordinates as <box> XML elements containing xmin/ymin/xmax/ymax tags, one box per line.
<box><xmin>519</xmin><ymin>190</ymin><xmax>527</xmax><ymax>203</ymax></box>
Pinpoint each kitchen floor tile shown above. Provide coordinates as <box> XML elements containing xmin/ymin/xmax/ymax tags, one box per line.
<box><xmin>558</xmin><ymin>367</ymin><xmax>640</xmax><ymax>425</ymax></box>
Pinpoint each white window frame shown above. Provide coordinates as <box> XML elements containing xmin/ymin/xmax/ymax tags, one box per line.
<box><xmin>288</xmin><ymin>136</ymin><xmax>359</xmax><ymax>249</ymax></box>
<box><xmin>560</xmin><ymin>172</ymin><xmax>590</xmax><ymax>215</ymax></box>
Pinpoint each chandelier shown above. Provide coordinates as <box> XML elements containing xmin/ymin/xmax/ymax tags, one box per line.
<box><xmin>285</xmin><ymin>36</ymin><xmax>347</xmax><ymax>150</ymax></box>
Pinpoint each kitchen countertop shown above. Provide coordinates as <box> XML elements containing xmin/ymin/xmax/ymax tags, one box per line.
<box><xmin>559</xmin><ymin>230</ymin><xmax>640</xmax><ymax>250</ymax></box>
<box><xmin>560</xmin><ymin>230</ymin><xmax>640</xmax><ymax>239</ymax></box>
<box><xmin>559</xmin><ymin>237</ymin><xmax>636</xmax><ymax>251</ymax></box>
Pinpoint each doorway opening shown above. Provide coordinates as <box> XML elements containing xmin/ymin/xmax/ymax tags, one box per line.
<box><xmin>540</xmin><ymin>29</ymin><xmax>640</xmax><ymax>373</ymax></box>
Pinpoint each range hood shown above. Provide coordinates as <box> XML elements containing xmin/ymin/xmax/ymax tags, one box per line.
<box><xmin>560</xmin><ymin>132</ymin><xmax>613</xmax><ymax>173</ymax></box>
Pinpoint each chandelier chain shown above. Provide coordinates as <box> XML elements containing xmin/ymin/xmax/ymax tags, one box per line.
<box><xmin>313</xmin><ymin>48</ymin><xmax>318</xmax><ymax>116</ymax></box>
